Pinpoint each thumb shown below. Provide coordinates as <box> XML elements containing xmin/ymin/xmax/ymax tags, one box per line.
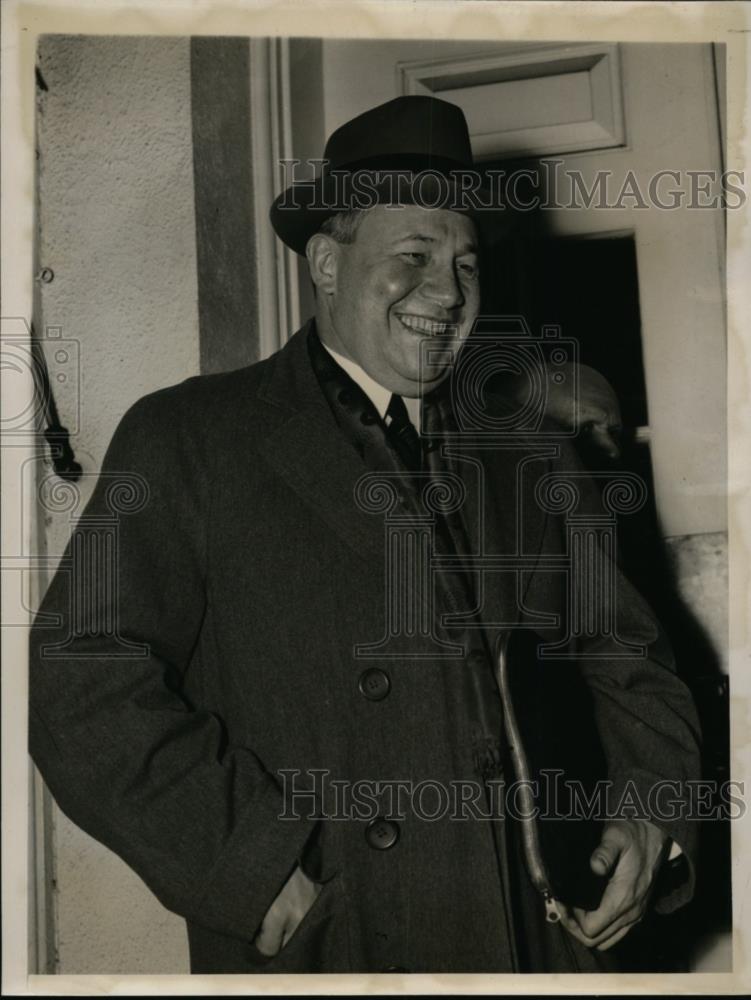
<box><xmin>587</xmin><ymin>423</ymin><xmax>621</xmax><ymax>460</ymax></box>
<box><xmin>254</xmin><ymin>916</ymin><xmax>285</xmax><ymax>957</ymax></box>
<box><xmin>590</xmin><ymin>828</ymin><xmax>624</xmax><ymax>876</ymax></box>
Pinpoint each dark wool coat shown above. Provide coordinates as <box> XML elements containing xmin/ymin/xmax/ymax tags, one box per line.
<box><xmin>29</xmin><ymin>322</ymin><xmax>701</xmax><ymax>975</ymax></box>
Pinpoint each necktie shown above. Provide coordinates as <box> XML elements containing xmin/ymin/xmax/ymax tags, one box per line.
<box><xmin>384</xmin><ymin>394</ymin><xmax>423</xmax><ymax>472</ymax></box>
<box><xmin>308</xmin><ymin>331</ymin><xmax>506</xmax><ymax>782</ymax></box>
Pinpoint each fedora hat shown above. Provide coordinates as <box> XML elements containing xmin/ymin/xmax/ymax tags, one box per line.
<box><xmin>270</xmin><ymin>95</ymin><xmax>509</xmax><ymax>256</ymax></box>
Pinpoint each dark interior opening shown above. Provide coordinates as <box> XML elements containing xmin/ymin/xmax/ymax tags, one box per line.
<box><xmin>479</xmin><ymin>218</ymin><xmax>731</xmax><ymax>963</ymax></box>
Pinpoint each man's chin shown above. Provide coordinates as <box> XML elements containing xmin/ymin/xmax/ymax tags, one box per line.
<box><xmin>387</xmin><ymin>349</ymin><xmax>451</xmax><ymax>394</ymax></box>
<box><xmin>393</xmin><ymin>367</ymin><xmax>450</xmax><ymax>398</ymax></box>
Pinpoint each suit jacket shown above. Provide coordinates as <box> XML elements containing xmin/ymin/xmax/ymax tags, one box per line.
<box><xmin>29</xmin><ymin>321</ymin><xmax>702</xmax><ymax>974</ymax></box>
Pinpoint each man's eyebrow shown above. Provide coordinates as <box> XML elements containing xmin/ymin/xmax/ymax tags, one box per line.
<box><xmin>392</xmin><ymin>233</ymin><xmax>479</xmax><ymax>254</ymax></box>
<box><xmin>392</xmin><ymin>233</ymin><xmax>435</xmax><ymax>244</ymax></box>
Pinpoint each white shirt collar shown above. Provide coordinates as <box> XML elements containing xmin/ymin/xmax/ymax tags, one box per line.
<box><xmin>322</xmin><ymin>342</ymin><xmax>422</xmax><ymax>430</ymax></box>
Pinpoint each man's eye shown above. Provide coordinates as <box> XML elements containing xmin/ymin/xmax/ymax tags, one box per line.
<box><xmin>458</xmin><ymin>262</ymin><xmax>479</xmax><ymax>277</ymax></box>
<box><xmin>400</xmin><ymin>252</ymin><xmax>427</xmax><ymax>264</ymax></box>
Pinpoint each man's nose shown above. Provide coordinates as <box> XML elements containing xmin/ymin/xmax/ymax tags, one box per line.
<box><xmin>420</xmin><ymin>264</ymin><xmax>465</xmax><ymax>311</ymax></box>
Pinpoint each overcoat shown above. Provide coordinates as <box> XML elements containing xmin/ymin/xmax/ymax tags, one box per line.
<box><xmin>29</xmin><ymin>321</ymin><xmax>701</xmax><ymax>974</ymax></box>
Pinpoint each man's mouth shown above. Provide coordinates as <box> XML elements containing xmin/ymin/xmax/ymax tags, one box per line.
<box><xmin>395</xmin><ymin>313</ymin><xmax>455</xmax><ymax>336</ymax></box>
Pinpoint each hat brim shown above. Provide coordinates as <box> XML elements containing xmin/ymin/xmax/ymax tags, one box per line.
<box><xmin>270</xmin><ymin>169</ymin><xmax>516</xmax><ymax>256</ymax></box>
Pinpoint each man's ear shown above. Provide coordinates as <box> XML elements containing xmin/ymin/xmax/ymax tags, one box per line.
<box><xmin>306</xmin><ymin>233</ymin><xmax>340</xmax><ymax>297</ymax></box>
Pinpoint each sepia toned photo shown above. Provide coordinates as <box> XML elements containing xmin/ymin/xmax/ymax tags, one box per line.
<box><xmin>2</xmin><ymin>1</ymin><xmax>747</xmax><ymax>993</ymax></box>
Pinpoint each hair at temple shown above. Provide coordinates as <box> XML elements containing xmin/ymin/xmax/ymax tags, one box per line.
<box><xmin>318</xmin><ymin>208</ymin><xmax>368</xmax><ymax>244</ymax></box>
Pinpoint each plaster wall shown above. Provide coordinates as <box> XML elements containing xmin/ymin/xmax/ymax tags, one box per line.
<box><xmin>35</xmin><ymin>34</ymin><xmax>198</xmax><ymax>973</ymax></box>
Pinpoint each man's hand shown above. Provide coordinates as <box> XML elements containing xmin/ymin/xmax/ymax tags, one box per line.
<box><xmin>253</xmin><ymin>864</ymin><xmax>322</xmax><ymax>957</ymax></box>
<box><xmin>499</xmin><ymin>362</ymin><xmax>623</xmax><ymax>460</ymax></box>
<box><xmin>557</xmin><ymin>819</ymin><xmax>670</xmax><ymax>951</ymax></box>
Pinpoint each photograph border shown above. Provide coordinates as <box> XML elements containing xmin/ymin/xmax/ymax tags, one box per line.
<box><xmin>2</xmin><ymin>0</ymin><xmax>749</xmax><ymax>995</ymax></box>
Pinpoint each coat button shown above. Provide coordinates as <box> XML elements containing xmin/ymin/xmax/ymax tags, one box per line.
<box><xmin>383</xmin><ymin>965</ymin><xmax>410</xmax><ymax>973</ymax></box>
<box><xmin>365</xmin><ymin>817</ymin><xmax>399</xmax><ymax>850</ymax></box>
<box><xmin>358</xmin><ymin>667</ymin><xmax>391</xmax><ymax>701</ymax></box>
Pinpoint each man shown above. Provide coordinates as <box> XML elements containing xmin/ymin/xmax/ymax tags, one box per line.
<box><xmin>30</xmin><ymin>96</ymin><xmax>700</xmax><ymax>974</ymax></box>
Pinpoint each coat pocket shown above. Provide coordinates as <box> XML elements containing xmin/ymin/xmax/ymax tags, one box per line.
<box><xmin>245</xmin><ymin>873</ymin><xmax>347</xmax><ymax>973</ymax></box>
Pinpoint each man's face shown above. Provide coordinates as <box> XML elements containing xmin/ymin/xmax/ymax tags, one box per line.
<box><xmin>314</xmin><ymin>205</ymin><xmax>481</xmax><ymax>396</ymax></box>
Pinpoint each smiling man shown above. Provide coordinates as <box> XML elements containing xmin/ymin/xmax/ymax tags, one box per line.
<box><xmin>29</xmin><ymin>95</ymin><xmax>701</xmax><ymax>975</ymax></box>
<box><xmin>307</xmin><ymin>205</ymin><xmax>480</xmax><ymax>398</ymax></box>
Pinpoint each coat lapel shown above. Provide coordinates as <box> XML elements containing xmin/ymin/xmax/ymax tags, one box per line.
<box><xmin>254</xmin><ymin>323</ymin><xmax>550</xmax><ymax>635</ymax></box>
<box><xmin>446</xmin><ymin>436</ymin><xmax>551</xmax><ymax>637</ymax></box>
<box><xmin>254</xmin><ymin>323</ymin><xmax>387</xmax><ymax>566</ymax></box>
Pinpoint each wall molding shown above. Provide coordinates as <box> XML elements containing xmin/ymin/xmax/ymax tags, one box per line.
<box><xmin>398</xmin><ymin>43</ymin><xmax>625</xmax><ymax>161</ymax></box>
<box><xmin>249</xmin><ymin>37</ymin><xmax>301</xmax><ymax>356</ymax></box>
